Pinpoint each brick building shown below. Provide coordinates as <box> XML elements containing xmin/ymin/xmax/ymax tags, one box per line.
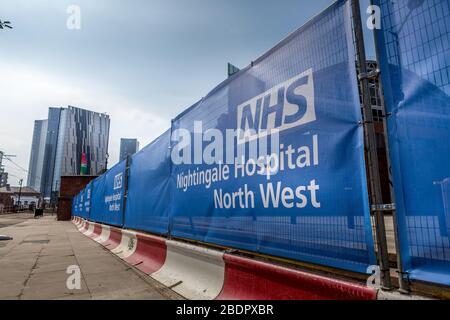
<box><xmin>0</xmin><ymin>187</ymin><xmax>13</xmax><ymax>213</ymax></box>
<box><xmin>57</xmin><ymin>175</ymin><xmax>97</xmax><ymax>221</ymax></box>
<box><xmin>0</xmin><ymin>186</ymin><xmax>40</xmax><ymax>212</ymax></box>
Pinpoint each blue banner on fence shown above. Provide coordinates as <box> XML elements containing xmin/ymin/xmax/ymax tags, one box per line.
<box><xmin>76</xmin><ymin>192</ymin><xmax>82</xmax><ymax>217</ymax></box>
<box><xmin>169</xmin><ymin>0</ymin><xmax>375</xmax><ymax>273</ymax></box>
<box><xmin>102</xmin><ymin>161</ymin><xmax>126</xmax><ymax>227</ymax></box>
<box><xmin>78</xmin><ymin>191</ymin><xmax>85</xmax><ymax>218</ymax></box>
<box><xmin>124</xmin><ymin>130</ymin><xmax>172</xmax><ymax>235</ymax></box>
<box><xmin>90</xmin><ymin>174</ymin><xmax>106</xmax><ymax>223</ymax></box>
<box><xmin>71</xmin><ymin>0</ymin><xmax>376</xmax><ymax>274</ymax></box>
<box><xmin>72</xmin><ymin>193</ymin><xmax>79</xmax><ymax>217</ymax></box>
<box><xmin>82</xmin><ymin>182</ymin><xmax>92</xmax><ymax>219</ymax></box>
<box><xmin>374</xmin><ymin>0</ymin><xmax>450</xmax><ymax>285</ymax></box>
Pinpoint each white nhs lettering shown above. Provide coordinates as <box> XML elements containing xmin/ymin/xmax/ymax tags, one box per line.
<box><xmin>237</xmin><ymin>68</ymin><xmax>315</xmax><ymax>143</ymax></box>
<box><xmin>113</xmin><ymin>173</ymin><xmax>123</xmax><ymax>190</ymax></box>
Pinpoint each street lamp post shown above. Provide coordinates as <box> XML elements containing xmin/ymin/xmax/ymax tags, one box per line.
<box><xmin>105</xmin><ymin>153</ymin><xmax>109</xmax><ymax>173</ymax></box>
<box><xmin>18</xmin><ymin>179</ymin><xmax>23</xmax><ymax>212</ymax></box>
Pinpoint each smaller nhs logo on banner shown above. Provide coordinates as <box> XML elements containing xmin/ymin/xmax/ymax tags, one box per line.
<box><xmin>113</xmin><ymin>173</ymin><xmax>123</xmax><ymax>190</ymax></box>
<box><xmin>237</xmin><ymin>68</ymin><xmax>315</xmax><ymax>143</ymax></box>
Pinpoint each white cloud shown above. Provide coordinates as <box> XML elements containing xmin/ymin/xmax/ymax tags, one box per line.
<box><xmin>0</xmin><ymin>62</ymin><xmax>170</xmax><ymax>184</ymax></box>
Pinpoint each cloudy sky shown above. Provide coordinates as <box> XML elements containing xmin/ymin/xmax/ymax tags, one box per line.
<box><xmin>0</xmin><ymin>0</ymin><xmax>373</xmax><ymax>185</ymax></box>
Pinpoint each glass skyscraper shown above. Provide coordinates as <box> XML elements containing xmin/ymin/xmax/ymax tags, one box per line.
<box><xmin>32</xmin><ymin>106</ymin><xmax>110</xmax><ymax>201</ymax></box>
<box><xmin>119</xmin><ymin>138</ymin><xmax>139</xmax><ymax>162</ymax></box>
<box><xmin>27</xmin><ymin>119</ymin><xmax>48</xmax><ymax>192</ymax></box>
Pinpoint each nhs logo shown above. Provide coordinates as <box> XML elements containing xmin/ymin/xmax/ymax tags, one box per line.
<box><xmin>113</xmin><ymin>173</ymin><xmax>123</xmax><ymax>190</ymax></box>
<box><xmin>237</xmin><ymin>69</ymin><xmax>315</xmax><ymax>143</ymax></box>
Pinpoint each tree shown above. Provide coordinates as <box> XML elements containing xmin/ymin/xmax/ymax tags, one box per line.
<box><xmin>0</xmin><ymin>20</ymin><xmax>12</xmax><ymax>29</ymax></box>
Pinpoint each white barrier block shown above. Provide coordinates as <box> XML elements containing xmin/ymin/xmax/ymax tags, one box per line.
<box><xmin>111</xmin><ymin>230</ymin><xmax>137</xmax><ymax>259</ymax></box>
<box><xmin>151</xmin><ymin>240</ymin><xmax>225</xmax><ymax>300</ymax></box>
<box><xmin>77</xmin><ymin>220</ymin><xmax>86</xmax><ymax>231</ymax></box>
<box><xmin>94</xmin><ymin>225</ymin><xmax>111</xmax><ymax>244</ymax></box>
<box><xmin>83</xmin><ymin>222</ymin><xmax>95</xmax><ymax>237</ymax></box>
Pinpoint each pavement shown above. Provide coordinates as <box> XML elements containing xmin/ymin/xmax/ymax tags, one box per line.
<box><xmin>0</xmin><ymin>213</ymin><xmax>182</xmax><ymax>300</ymax></box>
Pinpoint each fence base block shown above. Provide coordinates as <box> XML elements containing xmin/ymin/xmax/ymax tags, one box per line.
<box><xmin>124</xmin><ymin>233</ymin><xmax>167</xmax><ymax>274</ymax></box>
<box><xmin>217</xmin><ymin>254</ymin><xmax>377</xmax><ymax>300</ymax></box>
<box><xmin>151</xmin><ymin>240</ymin><xmax>225</xmax><ymax>300</ymax></box>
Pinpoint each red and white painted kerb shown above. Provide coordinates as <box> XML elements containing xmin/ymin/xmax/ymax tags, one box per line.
<box><xmin>111</xmin><ymin>230</ymin><xmax>138</xmax><ymax>259</ymax></box>
<box><xmin>101</xmin><ymin>226</ymin><xmax>122</xmax><ymax>250</ymax></box>
<box><xmin>93</xmin><ymin>224</ymin><xmax>110</xmax><ymax>244</ymax></box>
<box><xmin>72</xmin><ymin>218</ymin><xmax>378</xmax><ymax>300</ymax></box>
<box><xmin>152</xmin><ymin>240</ymin><xmax>225</xmax><ymax>299</ymax></box>
<box><xmin>123</xmin><ymin>233</ymin><xmax>166</xmax><ymax>274</ymax></box>
<box><xmin>72</xmin><ymin>217</ymin><xmax>82</xmax><ymax>227</ymax></box>
<box><xmin>83</xmin><ymin>222</ymin><xmax>96</xmax><ymax>237</ymax></box>
<box><xmin>78</xmin><ymin>220</ymin><xmax>88</xmax><ymax>233</ymax></box>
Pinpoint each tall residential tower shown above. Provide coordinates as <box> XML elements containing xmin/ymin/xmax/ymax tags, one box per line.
<box><xmin>29</xmin><ymin>106</ymin><xmax>110</xmax><ymax>201</ymax></box>
<box><xmin>27</xmin><ymin>119</ymin><xmax>48</xmax><ymax>192</ymax></box>
<box><xmin>119</xmin><ymin>138</ymin><xmax>139</xmax><ymax>161</ymax></box>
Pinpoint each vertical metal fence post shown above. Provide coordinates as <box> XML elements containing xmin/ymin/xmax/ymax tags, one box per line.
<box><xmin>369</xmin><ymin>0</ymin><xmax>410</xmax><ymax>293</ymax></box>
<box><xmin>351</xmin><ymin>0</ymin><xmax>392</xmax><ymax>290</ymax></box>
<box><xmin>376</xmin><ymin>77</ymin><xmax>410</xmax><ymax>293</ymax></box>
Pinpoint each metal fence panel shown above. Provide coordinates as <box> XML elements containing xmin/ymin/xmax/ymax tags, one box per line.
<box><xmin>70</xmin><ymin>0</ymin><xmax>376</xmax><ymax>274</ymax></box>
<box><xmin>77</xmin><ymin>183</ymin><xmax>91</xmax><ymax>220</ymax></box>
<box><xmin>101</xmin><ymin>160</ymin><xmax>127</xmax><ymax>227</ymax></box>
<box><xmin>124</xmin><ymin>130</ymin><xmax>172</xmax><ymax>235</ymax></box>
<box><xmin>90</xmin><ymin>174</ymin><xmax>107</xmax><ymax>223</ymax></box>
<box><xmin>83</xmin><ymin>182</ymin><xmax>92</xmax><ymax>220</ymax></box>
<box><xmin>170</xmin><ymin>0</ymin><xmax>375</xmax><ymax>273</ymax></box>
<box><xmin>374</xmin><ymin>0</ymin><xmax>450</xmax><ymax>285</ymax></box>
<box><xmin>72</xmin><ymin>192</ymin><xmax>80</xmax><ymax>217</ymax></box>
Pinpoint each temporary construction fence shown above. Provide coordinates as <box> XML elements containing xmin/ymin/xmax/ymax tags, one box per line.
<box><xmin>373</xmin><ymin>0</ymin><xmax>450</xmax><ymax>286</ymax></box>
<box><xmin>74</xmin><ymin>0</ymin><xmax>376</xmax><ymax>275</ymax></box>
<box><xmin>72</xmin><ymin>216</ymin><xmax>378</xmax><ymax>300</ymax></box>
<box><xmin>73</xmin><ymin>0</ymin><xmax>450</xmax><ymax>289</ymax></box>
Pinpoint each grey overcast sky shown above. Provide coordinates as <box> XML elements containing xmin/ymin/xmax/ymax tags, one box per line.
<box><xmin>0</xmin><ymin>0</ymin><xmax>373</xmax><ymax>185</ymax></box>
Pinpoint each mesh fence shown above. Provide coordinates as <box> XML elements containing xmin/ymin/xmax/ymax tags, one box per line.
<box><xmin>374</xmin><ymin>0</ymin><xmax>450</xmax><ymax>285</ymax></box>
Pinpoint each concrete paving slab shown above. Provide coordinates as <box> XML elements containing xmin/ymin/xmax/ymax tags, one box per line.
<box><xmin>83</xmin><ymin>270</ymin><xmax>151</xmax><ymax>290</ymax></box>
<box><xmin>37</xmin><ymin>255</ymin><xmax>77</xmax><ymax>265</ymax></box>
<box><xmin>26</xmin><ymin>270</ymin><xmax>74</xmax><ymax>286</ymax></box>
<box><xmin>32</xmin><ymin>261</ymin><xmax>77</xmax><ymax>274</ymax></box>
<box><xmin>39</xmin><ymin>250</ymin><xmax>75</xmax><ymax>258</ymax></box>
<box><xmin>55</xmin><ymin>293</ymin><xmax>93</xmax><ymax>300</ymax></box>
<box><xmin>0</xmin><ymin>259</ymin><xmax>37</xmax><ymax>271</ymax></box>
<box><xmin>91</xmin><ymin>287</ymin><xmax>168</xmax><ymax>300</ymax></box>
<box><xmin>0</xmin><ymin>214</ymin><xmax>180</xmax><ymax>300</ymax></box>
<box><xmin>8</xmin><ymin>247</ymin><xmax>43</xmax><ymax>254</ymax></box>
<box><xmin>0</xmin><ymin>274</ymin><xmax>29</xmax><ymax>288</ymax></box>
<box><xmin>77</xmin><ymin>259</ymin><xmax>132</xmax><ymax>274</ymax></box>
<box><xmin>21</xmin><ymin>278</ymin><xmax>90</xmax><ymax>300</ymax></box>
<box><xmin>0</xmin><ymin>284</ymin><xmax>23</xmax><ymax>299</ymax></box>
